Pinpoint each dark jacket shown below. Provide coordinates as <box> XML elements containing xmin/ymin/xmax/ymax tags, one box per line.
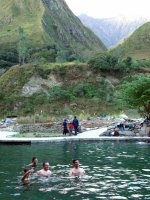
<box><xmin>73</xmin><ymin>118</ymin><xmax>79</xmax><ymax>127</ymax></box>
<box><xmin>63</xmin><ymin>121</ymin><xmax>67</xmax><ymax>129</ymax></box>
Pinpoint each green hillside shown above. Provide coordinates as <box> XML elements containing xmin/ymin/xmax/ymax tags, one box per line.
<box><xmin>115</xmin><ymin>22</ymin><xmax>150</xmax><ymax>59</ymax></box>
<box><xmin>0</xmin><ymin>62</ymin><xmax>117</xmax><ymax>117</ymax></box>
<box><xmin>0</xmin><ymin>60</ymin><xmax>149</xmax><ymax>118</ymax></box>
<box><xmin>0</xmin><ymin>0</ymin><xmax>106</xmax><ymax>63</ymax></box>
<box><xmin>0</xmin><ymin>0</ymin><xmax>44</xmax><ymax>49</ymax></box>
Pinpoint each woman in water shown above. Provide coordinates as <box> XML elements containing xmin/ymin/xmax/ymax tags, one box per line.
<box><xmin>21</xmin><ymin>168</ymin><xmax>34</xmax><ymax>185</ymax></box>
<box><xmin>27</xmin><ymin>157</ymin><xmax>38</xmax><ymax>170</ymax></box>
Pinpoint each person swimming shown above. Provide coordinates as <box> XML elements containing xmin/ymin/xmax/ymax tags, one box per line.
<box><xmin>21</xmin><ymin>168</ymin><xmax>34</xmax><ymax>184</ymax></box>
<box><xmin>27</xmin><ymin>157</ymin><xmax>38</xmax><ymax>170</ymax></box>
<box><xmin>37</xmin><ymin>162</ymin><xmax>52</xmax><ymax>177</ymax></box>
<box><xmin>69</xmin><ymin>159</ymin><xmax>85</xmax><ymax>177</ymax></box>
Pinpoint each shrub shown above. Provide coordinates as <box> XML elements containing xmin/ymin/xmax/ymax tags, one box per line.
<box><xmin>35</xmin><ymin>67</ymin><xmax>48</xmax><ymax>79</ymax></box>
<box><xmin>0</xmin><ymin>51</ymin><xmax>18</xmax><ymax>63</ymax></box>
<box><xmin>31</xmin><ymin>50</ymin><xmax>57</xmax><ymax>63</ymax></box>
<box><xmin>72</xmin><ymin>83</ymin><xmax>96</xmax><ymax>98</ymax></box>
<box><xmin>48</xmin><ymin>86</ymin><xmax>74</xmax><ymax>102</ymax></box>
<box><xmin>0</xmin><ymin>91</ymin><xmax>5</xmax><ymax>101</ymax></box>
<box><xmin>22</xmin><ymin>102</ymin><xmax>34</xmax><ymax>114</ymax></box>
<box><xmin>117</xmin><ymin>74</ymin><xmax>150</xmax><ymax>118</ymax></box>
<box><xmin>88</xmin><ymin>52</ymin><xmax>118</xmax><ymax>72</ymax></box>
<box><xmin>63</xmin><ymin>107</ymin><xmax>73</xmax><ymax>115</ymax></box>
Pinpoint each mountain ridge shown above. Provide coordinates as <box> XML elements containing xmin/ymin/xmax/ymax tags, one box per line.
<box><xmin>79</xmin><ymin>14</ymin><xmax>148</xmax><ymax>48</ymax></box>
<box><xmin>115</xmin><ymin>21</ymin><xmax>150</xmax><ymax>59</ymax></box>
<box><xmin>0</xmin><ymin>0</ymin><xmax>106</xmax><ymax>62</ymax></box>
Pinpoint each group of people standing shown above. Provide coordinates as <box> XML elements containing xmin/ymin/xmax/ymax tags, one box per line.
<box><xmin>63</xmin><ymin>116</ymin><xmax>79</xmax><ymax>136</ymax></box>
<box><xmin>21</xmin><ymin>157</ymin><xmax>85</xmax><ymax>184</ymax></box>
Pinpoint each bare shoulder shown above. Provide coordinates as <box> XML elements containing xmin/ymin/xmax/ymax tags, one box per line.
<box><xmin>80</xmin><ymin>168</ymin><xmax>85</xmax><ymax>173</ymax></box>
<box><xmin>37</xmin><ymin>169</ymin><xmax>43</xmax><ymax>175</ymax></box>
<box><xmin>68</xmin><ymin>168</ymin><xmax>73</xmax><ymax>175</ymax></box>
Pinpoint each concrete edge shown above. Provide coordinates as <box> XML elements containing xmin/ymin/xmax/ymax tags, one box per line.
<box><xmin>0</xmin><ymin>136</ymin><xmax>150</xmax><ymax>144</ymax></box>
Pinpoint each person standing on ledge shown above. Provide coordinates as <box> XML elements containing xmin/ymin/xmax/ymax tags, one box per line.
<box><xmin>69</xmin><ymin>159</ymin><xmax>85</xmax><ymax>177</ymax></box>
<box><xmin>37</xmin><ymin>162</ymin><xmax>52</xmax><ymax>177</ymax></box>
<box><xmin>63</xmin><ymin>118</ymin><xmax>69</xmax><ymax>136</ymax></box>
<box><xmin>72</xmin><ymin>116</ymin><xmax>79</xmax><ymax>135</ymax></box>
<box><xmin>69</xmin><ymin>121</ymin><xmax>74</xmax><ymax>136</ymax></box>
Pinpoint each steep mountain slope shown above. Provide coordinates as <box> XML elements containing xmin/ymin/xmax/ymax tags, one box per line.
<box><xmin>0</xmin><ymin>0</ymin><xmax>44</xmax><ymax>50</ymax></box>
<box><xmin>0</xmin><ymin>0</ymin><xmax>106</xmax><ymax>61</ymax></box>
<box><xmin>79</xmin><ymin>14</ymin><xmax>148</xmax><ymax>48</ymax></box>
<box><xmin>115</xmin><ymin>22</ymin><xmax>150</xmax><ymax>59</ymax></box>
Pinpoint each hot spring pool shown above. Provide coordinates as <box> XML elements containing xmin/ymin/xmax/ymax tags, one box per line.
<box><xmin>0</xmin><ymin>141</ymin><xmax>149</xmax><ymax>200</ymax></box>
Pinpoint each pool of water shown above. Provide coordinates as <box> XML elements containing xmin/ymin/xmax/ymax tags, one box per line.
<box><xmin>0</xmin><ymin>141</ymin><xmax>150</xmax><ymax>200</ymax></box>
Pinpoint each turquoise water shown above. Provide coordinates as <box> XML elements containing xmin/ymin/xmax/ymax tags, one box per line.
<box><xmin>0</xmin><ymin>141</ymin><xmax>150</xmax><ymax>200</ymax></box>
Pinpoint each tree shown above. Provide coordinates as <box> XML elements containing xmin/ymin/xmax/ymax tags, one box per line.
<box><xmin>123</xmin><ymin>56</ymin><xmax>132</xmax><ymax>67</ymax></box>
<box><xmin>18</xmin><ymin>27</ymin><xmax>28</xmax><ymax>65</ymax></box>
<box><xmin>118</xmin><ymin>74</ymin><xmax>150</xmax><ymax>118</ymax></box>
<box><xmin>88</xmin><ymin>52</ymin><xmax>118</xmax><ymax>72</ymax></box>
<box><xmin>113</xmin><ymin>45</ymin><xmax>126</xmax><ymax>62</ymax></box>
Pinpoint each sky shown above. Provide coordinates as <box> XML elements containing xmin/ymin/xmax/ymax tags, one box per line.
<box><xmin>65</xmin><ymin>0</ymin><xmax>150</xmax><ymax>19</ymax></box>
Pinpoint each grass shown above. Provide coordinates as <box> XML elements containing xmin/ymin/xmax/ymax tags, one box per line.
<box><xmin>114</xmin><ymin>22</ymin><xmax>150</xmax><ymax>59</ymax></box>
<box><xmin>17</xmin><ymin>115</ymin><xmax>57</xmax><ymax>124</ymax></box>
<box><xmin>0</xmin><ymin>64</ymin><xmax>35</xmax><ymax>95</ymax></box>
<box><xmin>12</xmin><ymin>132</ymin><xmax>62</xmax><ymax>138</ymax></box>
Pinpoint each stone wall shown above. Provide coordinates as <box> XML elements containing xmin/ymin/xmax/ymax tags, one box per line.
<box><xmin>13</xmin><ymin>122</ymin><xmax>62</xmax><ymax>134</ymax></box>
<box><xmin>12</xmin><ymin>118</ymin><xmax>114</xmax><ymax>134</ymax></box>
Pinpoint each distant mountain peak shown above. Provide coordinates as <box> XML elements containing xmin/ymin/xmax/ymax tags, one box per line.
<box><xmin>79</xmin><ymin>14</ymin><xmax>149</xmax><ymax>48</ymax></box>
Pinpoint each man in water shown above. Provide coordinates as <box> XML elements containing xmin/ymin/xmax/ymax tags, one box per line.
<box><xmin>37</xmin><ymin>162</ymin><xmax>52</xmax><ymax>177</ymax></box>
<box><xmin>69</xmin><ymin>159</ymin><xmax>85</xmax><ymax>177</ymax></box>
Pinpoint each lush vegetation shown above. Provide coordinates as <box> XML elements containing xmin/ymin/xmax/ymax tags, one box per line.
<box><xmin>1</xmin><ymin>49</ymin><xmax>150</xmax><ymax>119</ymax></box>
<box><xmin>88</xmin><ymin>52</ymin><xmax>150</xmax><ymax>73</ymax></box>
<box><xmin>117</xmin><ymin>74</ymin><xmax>150</xmax><ymax>118</ymax></box>
<box><xmin>1</xmin><ymin>0</ymin><xmax>150</xmax><ymax>120</ymax></box>
<box><xmin>0</xmin><ymin>61</ymin><xmax>117</xmax><ymax>117</ymax></box>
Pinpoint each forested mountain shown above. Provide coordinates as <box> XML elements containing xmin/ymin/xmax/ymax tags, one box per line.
<box><xmin>0</xmin><ymin>0</ymin><xmax>106</xmax><ymax>66</ymax></box>
<box><xmin>79</xmin><ymin>14</ymin><xmax>148</xmax><ymax>48</ymax></box>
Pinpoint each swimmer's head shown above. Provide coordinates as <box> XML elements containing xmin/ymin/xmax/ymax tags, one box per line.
<box><xmin>23</xmin><ymin>168</ymin><xmax>30</xmax><ymax>173</ymax></box>
<box><xmin>32</xmin><ymin>157</ymin><xmax>38</xmax><ymax>164</ymax></box>
<box><xmin>73</xmin><ymin>159</ymin><xmax>79</xmax><ymax>168</ymax></box>
<box><xmin>43</xmin><ymin>162</ymin><xmax>50</xmax><ymax>171</ymax></box>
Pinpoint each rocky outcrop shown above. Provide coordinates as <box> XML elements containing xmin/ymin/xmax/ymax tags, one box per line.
<box><xmin>20</xmin><ymin>74</ymin><xmax>62</xmax><ymax>97</ymax></box>
<box><xmin>0</xmin><ymin>68</ymin><xmax>6</xmax><ymax>76</ymax></box>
